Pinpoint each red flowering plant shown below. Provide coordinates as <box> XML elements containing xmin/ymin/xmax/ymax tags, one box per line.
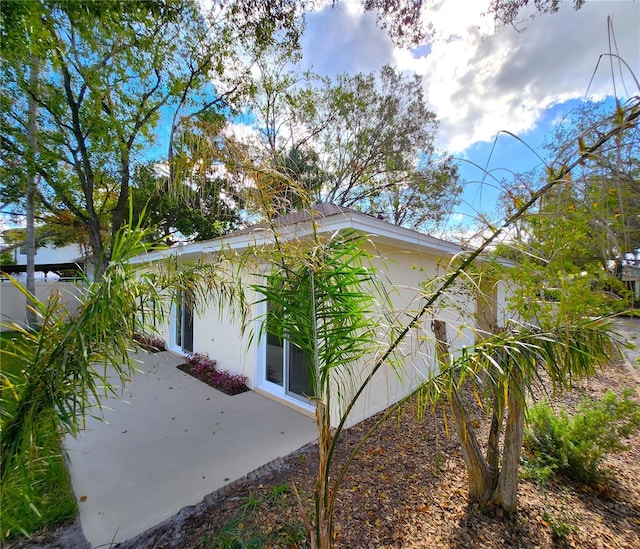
<box><xmin>133</xmin><ymin>333</ymin><xmax>167</xmax><ymax>352</ymax></box>
<box><xmin>182</xmin><ymin>353</ymin><xmax>248</xmax><ymax>395</ymax></box>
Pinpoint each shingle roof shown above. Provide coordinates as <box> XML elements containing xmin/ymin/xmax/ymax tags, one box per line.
<box><xmin>229</xmin><ymin>203</ymin><xmax>363</xmax><ymax>236</ymax></box>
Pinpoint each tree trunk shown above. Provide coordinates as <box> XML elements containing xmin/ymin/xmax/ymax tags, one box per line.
<box><xmin>492</xmin><ymin>374</ymin><xmax>525</xmax><ymax>514</ymax></box>
<box><xmin>432</xmin><ymin>319</ymin><xmax>498</xmax><ymax>502</ymax></box>
<box><xmin>25</xmin><ymin>57</ymin><xmax>40</xmax><ymax>329</ymax></box>
<box><xmin>314</xmin><ymin>400</ymin><xmax>333</xmax><ymax>549</ymax></box>
<box><xmin>450</xmin><ymin>389</ymin><xmax>498</xmax><ymax>501</ymax></box>
<box><xmin>87</xmin><ymin>219</ymin><xmax>106</xmax><ymax>280</ymax></box>
<box><xmin>486</xmin><ymin>405</ymin><xmax>502</xmax><ymax>473</ymax></box>
<box><xmin>110</xmin><ymin>148</ymin><xmax>131</xmax><ymax>264</ymax></box>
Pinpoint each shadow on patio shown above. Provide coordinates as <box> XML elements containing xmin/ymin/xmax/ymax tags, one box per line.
<box><xmin>64</xmin><ymin>351</ymin><xmax>317</xmax><ymax>548</ymax></box>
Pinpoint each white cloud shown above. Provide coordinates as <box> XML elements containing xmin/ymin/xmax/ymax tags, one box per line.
<box><xmin>418</xmin><ymin>1</ymin><xmax>639</xmax><ymax>152</ymax></box>
<box><xmin>301</xmin><ymin>0</ymin><xmax>640</xmax><ymax>154</ymax></box>
<box><xmin>224</xmin><ymin>121</ymin><xmax>260</xmax><ymax>145</ymax></box>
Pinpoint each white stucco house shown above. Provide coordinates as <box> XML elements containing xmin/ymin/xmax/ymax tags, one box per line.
<box><xmin>134</xmin><ymin>204</ymin><xmax>513</xmax><ymax>427</ymax></box>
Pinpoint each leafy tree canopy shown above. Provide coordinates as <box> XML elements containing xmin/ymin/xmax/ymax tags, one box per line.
<box><xmin>342</xmin><ymin>0</ymin><xmax>587</xmax><ymax>45</ymax></box>
<box><xmin>246</xmin><ymin>61</ymin><xmax>461</xmax><ymax>232</ymax></box>
<box><xmin>498</xmin><ymin>99</ymin><xmax>640</xmax><ymax>320</ymax></box>
<box><xmin>0</xmin><ymin>0</ymin><xmax>302</xmax><ymax>274</ymax></box>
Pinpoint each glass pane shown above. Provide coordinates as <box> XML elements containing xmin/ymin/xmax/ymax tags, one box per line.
<box><xmin>183</xmin><ymin>297</ymin><xmax>194</xmax><ymax>353</ymax></box>
<box><xmin>266</xmin><ymin>332</ymin><xmax>284</xmax><ymax>386</ymax></box>
<box><xmin>175</xmin><ymin>293</ymin><xmax>182</xmax><ymax>347</ymax></box>
<box><xmin>287</xmin><ymin>343</ymin><xmax>315</xmax><ymax>399</ymax></box>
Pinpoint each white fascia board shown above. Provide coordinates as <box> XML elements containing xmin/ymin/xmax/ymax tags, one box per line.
<box><xmin>271</xmin><ymin>210</ymin><xmax>465</xmax><ymax>257</ymax></box>
<box><xmin>324</xmin><ymin>212</ymin><xmax>464</xmax><ymax>256</ymax></box>
<box><xmin>130</xmin><ymin>211</ymin><xmax>467</xmax><ymax>266</ymax></box>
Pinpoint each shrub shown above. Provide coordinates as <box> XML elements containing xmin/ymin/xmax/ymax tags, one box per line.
<box><xmin>186</xmin><ymin>352</ymin><xmax>218</xmax><ymax>376</ymax></box>
<box><xmin>209</xmin><ymin>369</ymin><xmax>249</xmax><ymax>395</ymax></box>
<box><xmin>524</xmin><ymin>389</ymin><xmax>640</xmax><ymax>484</ymax></box>
<box><xmin>542</xmin><ymin>507</ymin><xmax>577</xmax><ymax>543</ymax></box>
<box><xmin>133</xmin><ymin>332</ymin><xmax>166</xmax><ymax>352</ymax></box>
<box><xmin>184</xmin><ymin>353</ymin><xmax>248</xmax><ymax>395</ymax></box>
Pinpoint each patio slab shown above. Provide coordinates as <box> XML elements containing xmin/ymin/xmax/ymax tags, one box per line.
<box><xmin>63</xmin><ymin>351</ymin><xmax>317</xmax><ymax>548</ymax></box>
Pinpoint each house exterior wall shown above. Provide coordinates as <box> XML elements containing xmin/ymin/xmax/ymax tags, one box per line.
<box><xmin>338</xmin><ymin>242</ymin><xmax>475</xmax><ymax>427</ymax></box>
<box><xmin>149</xmin><ymin>239</ymin><xmax>505</xmax><ymax>429</ymax></box>
<box><xmin>192</xmin><ymin>295</ymin><xmax>252</xmax><ymax>380</ymax></box>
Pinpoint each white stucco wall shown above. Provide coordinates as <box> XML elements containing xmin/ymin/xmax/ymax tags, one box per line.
<box><xmin>0</xmin><ymin>280</ymin><xmax>83</xmax><ymax>330</ymax></box>
<box><xmin>336</xmin><ymin>243</ymin><xmax>478</xmax><ymax>427</ymax></box>
<box><xmin>148</xmin><ymin>239</ymin><xmax>498</xmax><ymax>429</ymax></box>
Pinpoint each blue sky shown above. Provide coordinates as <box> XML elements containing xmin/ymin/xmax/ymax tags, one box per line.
<box><xmin>3</xmin><ymin>1</ymin><xmax>637</xmax><ymax>238</ymax></box>
<box><xmin>295</xmin><ymin>0</ymin><xmax>640</xmax><ymax>230</ymax></box>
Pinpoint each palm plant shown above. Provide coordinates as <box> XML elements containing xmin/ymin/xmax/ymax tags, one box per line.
<box><xmin>0</xmin><ymin>205</ymin><xmax>246</xmax><ymax>537</ymax></box>
<box><xmin>1</xmin><ymin>221</ymin><xmax>159</xmax><ymax>486</ymax></box>
<box><xmin>253</xmin><ymin>229</ymin><xmax>393</xmax><ymax>549</ymax></box>
<box><xmin>427</xmin><ymin>317</ymin><xmax>617</xmax><ymax>513</ymax></box>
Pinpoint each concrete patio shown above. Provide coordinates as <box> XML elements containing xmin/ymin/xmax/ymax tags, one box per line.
<box><xmin>63</xmin><ymin>351</ymin><xmax>317</xmax><ymax>548</ymax></box>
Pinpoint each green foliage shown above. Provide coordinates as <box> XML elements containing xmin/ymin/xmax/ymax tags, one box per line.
<box><xmin>131</xmin><ymin>160</ymin><xmax>241</xmax><ymax>244</ymax></box>
<box><xmin>249</xmin><ymin>220</ymin><xmax>400</xmax><ymax>547</ymax></box>
<box><xmin>0</xmin><ymin>224</ymin><xmax>162</xmax><ymax>523</ymax></box>
<box><xmin>0</xmin><ymin>0</ymin><xmax>301</xmax><ymax>269</ymax></box>
<box><xmin>254</xmin><ymin>230</ymin><xmax>383</xmax><ymax>403</ymax></box>
<box><xmin>204</xmin><ymin>518</ymin><xmax>263</xmax><ymax>549</ymax></box>
<box><xmin>507</xmin><ymin>260</ymin><xmax>633</xmax><ymax>326</ymax></box>
<box><xmin>523</xmin><ymin>390</ymin><xmax>640</xmax><ymax>484</ymax></box>
<box><xmin>542</xmin><ymin>506</ymin><xmax>578</xmax><ymax>544</ymax></box>
<box><xmin>0</xmin><ymin>333</ymin><xmax>77</xmax><ymax>542</ymax></box>
<box><xmin>501</xmin><ymin>99</ymin><xmax>640</xmax><ymax>323</ymax></box>
<box><xmin>202</xmin><ymin>484</ymin><xmax>305</xmax><ymax>548</ymax></box>
<box><xmin>0</xmin><ymin>249</ymin><xmax>16</xmax><ymax>266</ymax></box>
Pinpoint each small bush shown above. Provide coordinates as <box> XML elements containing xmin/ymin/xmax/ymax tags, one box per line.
<box><xmin>209</xmin><ymin>369</ymin><xmax>249</xmax><ymax>395</ymax></box>
<box><xmin>186</xmin><ymin>352</ymin><xmax>218</xmax><ymax>376</ymax></box>
<box><xmin>524</xmin><ymin>389</ymin><xmax>640</xmax><ymax>484</ymax></box>
<box><xmin>542</xmin><ymin>507</ymin><xmax>577</xmax><ymax>544</ymax></box>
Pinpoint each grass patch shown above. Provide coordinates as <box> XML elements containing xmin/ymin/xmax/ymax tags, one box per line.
<box><xmin>202</xmin><ymin>483</ymin><xmax>307</xmax><ymax>548</ymax></box>
<box><xmin>1</xmin><ymin>331</ymin><xmax>78</xmax><ymax>542</ymax></box>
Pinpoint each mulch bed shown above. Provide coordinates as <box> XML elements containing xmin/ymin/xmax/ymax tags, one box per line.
<box><xmin>176</xmin><ymin>362</ymin><xmax>250</xmax><ymax>396</ymax></box>
<box><xmin>172</xmin><ymin>358</ymin><xmax>640</xmax><ymax>548</ymax></box>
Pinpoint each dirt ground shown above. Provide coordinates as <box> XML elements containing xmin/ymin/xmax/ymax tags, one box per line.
<box><xmin>168</xmin><ymin>357</ymin><xmax>640</xmax><ymax>549</ymax></box>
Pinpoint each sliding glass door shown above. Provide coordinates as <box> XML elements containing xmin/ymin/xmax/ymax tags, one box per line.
<box><xmin>172</xmin><ymin>290</ymin><xmax>194</xmax><ymax>354</ymax></box>
<box><xmin>261</xmin><ymin>302</ymin><xmax>315</xmax><ymax>404</ymax></box>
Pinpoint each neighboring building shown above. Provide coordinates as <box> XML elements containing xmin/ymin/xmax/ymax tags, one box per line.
<box><xmin>620</xmin><ymin>264</ymin><xmax>640</xmax><ymax>301</ymax></box>
<box><xmin>133</xmin><ymin>204</ymin><xmax>513</xmax><ymax>427</ymax></box>
<box><xmin>0</xmin><ymin>242</ymin><xmax>87</xmax><ymax>330</ymax></box>
<box><xmin>1</xmin><ymin>240</ymin><xmax>89</xmax><ymax>279</ymax></box>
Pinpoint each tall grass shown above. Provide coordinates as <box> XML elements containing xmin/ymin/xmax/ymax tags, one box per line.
<box><xmin>0</xmin><ymin>331</ymin><xmax>77</xmax><ymax>542</ymax></box>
